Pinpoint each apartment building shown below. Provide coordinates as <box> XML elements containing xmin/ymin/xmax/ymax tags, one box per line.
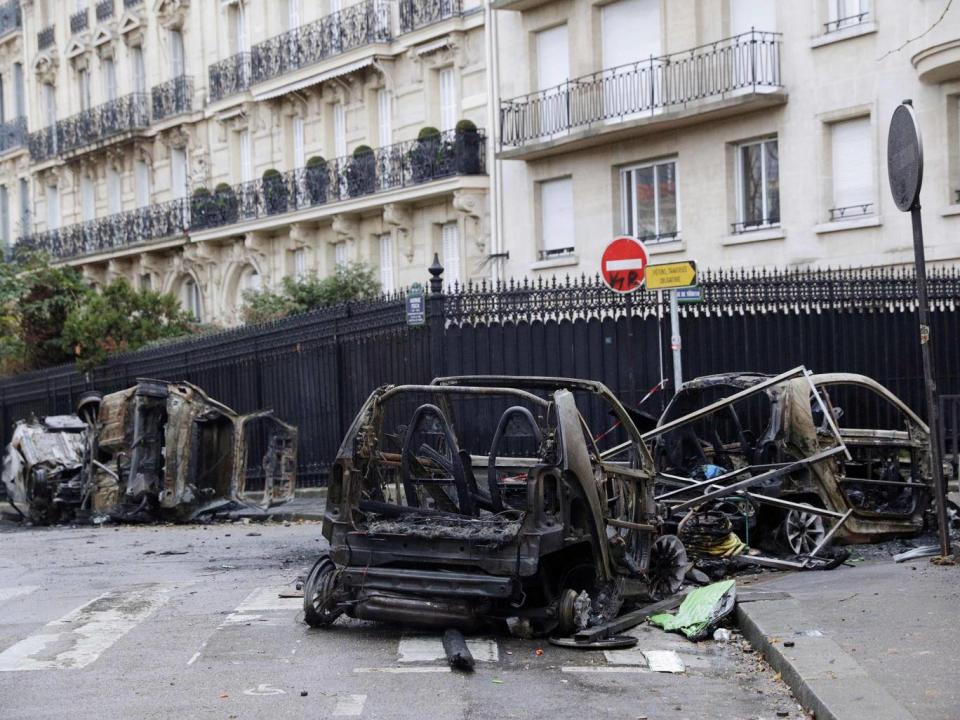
<box><xmin>7</xmin><ymin>0</ymin><xmax>490</xmax><ymax>324</ymax></box>
<box><xmin>492</xmin><ymin>0</ymin><xmax>960</xmax><ymax>277</ymax></box>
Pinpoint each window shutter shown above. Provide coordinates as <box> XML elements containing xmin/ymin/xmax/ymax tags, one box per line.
<box><xmin>0</xmin><ymin>186</ymin><xmax>9</xmax><ymax>248</ymax></box>
<box><xmin>46</xmin><ymin>185</ymin><xmax>60</xmax><ymax>229</ymax></box>
<box><xmin>293</xmin><ymin>248</ymin><xmax>307</xmax><ymax>278</ymax></box>
<box><xmin>103</xmin><ymin>59</ymin><xmax>117</xmax><ymax>101</ymax></box>
<box><xmin>293</xmin><ymin>117</ymin><xmax>305</xmax><ymax>168</ymax></box>
<box><xmin>442</xmin><ymin>222</ymin><xmax>461</xmax><ymax>285</ymax></box>
<box><xmin>602</xmin><ymin>0</ymin><xmax>660</xmax><ymax>69</ymax></box>
<box><xmin>132</xmin><ymin>47</ymin><xmax>146</xmax><ymax>95</ymax></box>
<box><xmin>135</xmin><ymin>160</ymin><xmax>151</xmax><ymax>207</ymax></box>
<box><xmin>378</xmin><ymin>89</ymin><xmax>391</xmax><ymax>148</ymax></box>
<box><xmin>333</xmin><ymin>103</ymin><xmax>346</xmax><ymax>157</ymax></box>
<box><xmin>540</xmin><ymin>178</ymin><xmax>575</xmax><ymax>253</ymax></box>
<box><xmin>239</xmin><ymin>130</ymin><xmax>252</xmax><ymax>182</ymax></box>
<box><xmin>379</xmin><ymin>233</ymin><xmax>395</xmax><ymax>292</ymax></box>
<box><xmin>536</xmin><ymin>25</ymin><xmax>569</xmax><ymax>91</ymax></box>
<box><xmin>731</xmin><ymin>0</ymin><xmax>777</xmax><ymax>34</ymax></box>
<box><xmin>171</xmin><ymin>147</ymin><xmax>188</xmax><ymax>199</ymax></box>
<box><xmin>334</xmin><ymin>241</ymin><xmax>348</xmax><ymax>267</ymax></box>
<box><xmin>81</xmin><ymin>176</ymin><xmax>95</xmax><ymax>221</ymax></box>
<box><xmin>107</xmin><ymin>169</ymin><xmax>122</xmax><ymax>215</ymax></box>
<box><xmin>288</xmin><ymin>0</ymin><xmax>301</xmax><ymax>30</ymax></box>
<box><xmin>170</xmin><ymin>30</ymin><xmax>185</xmax><ymax>78</ymax></box>
<box><xmin>831</xmin><ymin>117</ymin><xmax>873</xmax><ymax>210</ymax></box>
<box><xmin>439</xmin><ymin>69</ymin><xmax>457</xmax><ymax>132</ymax></box>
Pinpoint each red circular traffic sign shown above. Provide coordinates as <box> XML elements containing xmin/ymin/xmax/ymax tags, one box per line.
<box><xmin>601</xmin><ymin>236</ymin><xmax>648</xmax><ymax>294</ymax></box>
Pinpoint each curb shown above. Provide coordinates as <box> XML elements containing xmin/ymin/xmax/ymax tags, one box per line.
<box><xmin>736</xmin><ymin>597</ymin><xmax>915</xmax><ymax>720</ymax></box>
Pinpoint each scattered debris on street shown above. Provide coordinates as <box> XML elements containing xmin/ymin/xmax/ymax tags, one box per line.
<box><xmin>2</xmin><ymin>378</ymin><xmax>298</xmax><ymax>525</ymax></box>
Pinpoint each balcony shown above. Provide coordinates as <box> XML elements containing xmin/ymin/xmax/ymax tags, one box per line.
<box><xmin>0</xmin><ymin>0</ymin><xmax>22</xmax><ymax>39</ymax></box>
<box><xmin>210</xmin><ymin>0</ymin><xmax>391</xmax><ymax>102</ymax></box>
<box><xmin>0</xmin><ymin>117</ymin><xmax>27</xmax><ymax>154</ymax></box>
<box><xmin>38</xmin><ymin>25</ymin><xmax>55</xmax><ymax>50</ymax></box>
<box><xmin>191</xmin><ymin>128</ymin><xmax>486</xmax><ymax>233</ymax></box>
<box><xmin>29</xmin><ymin>92</ymin><xmax>149</xmax><ymax>162</ymax></box>
<box><xmin>399</xmin><ymin>0</ymin><xmax>462</xmax><ymax>33</ymax></box>
<box><xmin>70</xmin><ymin>8</ymin><xmax>90</xmax><ymax>35</ymax></box>
<box><xmin>96</xmin><ymin>0</ymin><xmax>115</xmax><ymax>22</ymax></box>
<box><xmin>152</xmin><ymin>76</ymin><xmax>193</xmax><ymax>122</ymax></box>
<box><xmin>499</xmin><ymin>30</ymin><xmax>784</xmax><ymax>159</ymax></box>
<box><xmin>18</xmin><ymin>199</ymin><xmax>189</xmax><ymax>262</ymax></box>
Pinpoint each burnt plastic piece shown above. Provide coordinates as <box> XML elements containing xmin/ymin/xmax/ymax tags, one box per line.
<box><xmin>442</xmin><ymin>629</ymin><xmax>475</xmax><ymax>671</ymax></box>
<box><xmin>487</xmin><ymin>406</ymin><xmax>542</xmax><ymax>512</ymax></box>
<box><xmin>400</xmin><ymin>404</ymin><xmax>475</xmax><ymax>516</ymax></box>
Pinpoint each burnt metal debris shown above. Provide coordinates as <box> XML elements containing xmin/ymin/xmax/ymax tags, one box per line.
<box><xmin>2</xmin><ymin>378</ymin><xmax>297</xmax><ymax>525</ymax></box>
<box><xmin>305</xmin><ymin>377</ymin><xmax>688</xmax><ymax>636</ymax></box>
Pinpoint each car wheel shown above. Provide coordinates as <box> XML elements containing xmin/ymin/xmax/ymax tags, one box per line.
<box><xmin>556</xmin><ymin>588</ymin><xmax>579</xmax><ymax>636</ymax></box>
<box><xmin>647</xmin><ymin>535</ymin><xmax>688</xmax><ymax>601</ymax></box>
<box><xmin>780</xmin><ymin>508</ymin><xmax>826</xmax><ymax>555</ymax></box>
<box><xmin>303</xmin><ymin>555</ymin><xmax>343</xmax><ymax>628</ymax></box>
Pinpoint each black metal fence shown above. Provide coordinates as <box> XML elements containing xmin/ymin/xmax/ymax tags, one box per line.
<box><xmin>1</xmin><ymin>266</ymin><xmax>958</xmax><ymax>488</ymax></box>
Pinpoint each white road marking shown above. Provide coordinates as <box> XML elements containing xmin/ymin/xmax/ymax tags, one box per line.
<box><xmin>561</xmin><ymin>666</ymin><xmax>649</xmax><ymax>674</ymax></box>
<box><xmin>235</xmin><ymin>586</ymin><xmax>301</xmax><ymax>612</ymax></box>
<box><xmin>0</xmin><ymin>586</ymin><xmax>39</xmax><ymax>605</ymax></box>
<box><xmin>398</xmin><ymin>636</ymin><xmax>499</xmax><ymax>663</ymax></box>
<box><xmin>333</xmin><ymin>694</ymin><xmax>367</xmax><ymax>716</ymax></box>
<box><xmin>187</xmin><ymin>651</ymin><xmax>201</xmax><ymax>666</ymax></box>
<box><xmin>354</xmin><ymin>666</ymin><xmax>451</xmax><ymax>674</ymax></box>
<box><xmin>605</xmin><ymin>258</ymin><xmax>645</xmax><ymax>271</ymax></box>
<box><xmin>643</xmin><ymin>650</ymin><xmax>685</xmax><ymax>673</ymax></box>
<box><xmin>243</xmin><ymin>684</ymin><xmax>286</xmax><ymax>696</ymax></box>
<box><xmin>0</xmin><ymin>584</ymin><xmax>174</xmax><ymax>671</ymax></box>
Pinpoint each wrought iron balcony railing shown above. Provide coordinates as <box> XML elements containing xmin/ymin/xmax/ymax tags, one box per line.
<box><xmin>731</xmin><ymin>216</ymin><xmax>780</xmax><ymax>234</ymax></box>
<box><xmin>829</xmin><ymin>203</ymin><xmax>873</xmax><ymax>221</ymax></box>
<box><xmin>500</xmin><ymin>30</ymin><xmax>782</xmax><ymax>149</ymax></box>
<box><xmin>0</xmin><ymin>117</ymin><xmax>27</xmax><ymax>154</ymax></box>
<box><xmin>29</xmin><ymin>92</ymin><xmax>149</xmax><ymax>162</ymax></box>
<box><xmin>70</xmin><ymin>8</ymin><xmax>89</xmax><ymax>34</ymax></box>
<box><xmin>0</xmin><ymin>0</ymin><xmax>22</xmax><ymax>38</ymax></box>
<box><xmin>152</xmin><ymin>76</ymin><xmax>193</xmax><ymax>122</ymax></box>
<box><xmin>209</xmin><ymin>52</ymin><xmax>252</xmax><ymax>102</ymax></box>
<box><xmin>824</xmin><ymin>12</ymin><xmax>869</xmax><ymax>33</ymax></box>
<box><xmin>190</xmin><ymin>129</ymin><xmax>486</xmax><ymax>232</ymax></box>
<box><xmin>18</xmin><ymin>199</ymin><xmax>188</xmax><ymax>261</ymax></box>
<box><xmin>399</xmin><ymin>0</ymin><xmax>461</xmax><ymax>33</ymax></box>
<box><xmin>124</xmin><ymin>0</ymin><xmax>143</xmax><ymax>7</ymax></box>
<box><xmin>249</xmin><ymin>0</ymin><xmax>391</xmax><ymax>88</ymax></box>
<box><xmin>38</xmin><ymin>25</ymin><xmax>55</xmax><ymax>50</ymax></box>
<box><xmin>96</xmin><ymin>0</ymin><xmax>115</xmax><ymax>22</ymax></box>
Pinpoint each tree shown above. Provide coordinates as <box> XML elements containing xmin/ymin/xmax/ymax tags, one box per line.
<box><xmin>242</xmin><ymin>261</ymin><xmax>382</xmax><ymax>325</ymax></box>
<box><xmin>62</xmin><ymin>278</ymin><xmax>195</xmax><ymax>371</ymax></box>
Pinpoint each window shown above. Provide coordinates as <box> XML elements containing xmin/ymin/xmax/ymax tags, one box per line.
<box><xmin>131</xmin><ymin>46</ymin><xmax>146</xmax><ymax>95</ymax></box>
<box><xmin>139</xmin><ymin>273</ymin><xmax>152</xmax><ymax>291</ymax></box>
<box><xmin>170</xmin><ymin>29</ymin><xmax>185</xmax><ymax>78</ymax></box>
<box><xmin>239</xmin><ymin>130</ymin><xmax>252</xmax><ymax>182</ymax></box>
<box><xmin>830</xmin><ymin>116</ymin><xmax>874</xmax><ymax>220</ymax></box>
<box><xmin>602</xmin><ymin>0</ymin><xmax>660</xmax><ymax>69</ymax></box>
<box><xmin>103</xmin><ymin>58</ymin><xmax>117</xmax><ymax>102</ymax></box>
<box><xmin>441</xmin><ymin>221</ymin><xmax>461</xmax><ymax>285</ymax></box>
<box><xmin>826</xmin><ymin>0</ymin><xmax>870</xmax><ymax>32</ymax></box>
<box><xmin>135</xmin><ymin>160</ymin><xmax>151</xmax><ymax>207</ymax></box>
<box><xmin>622</xmin><ymin>160</ymin><xmax>678</xmax><ymax>243</ymax></box>
<box><xmin>43</xmin><ymin>83</ymin><xmax>56</xmax><ymax>127</ymax></box>
<box><xmin>13</xmin><ymin>63</ymin><xmax>24</xmax><ymax>118</ymax></box>
<box><xmin>107</xmin><ymin>168</ymin><xmax>122</xmax><ymax>215</ymax></box>
<box><xmin>333</xmin><ymin>102</ymin><xmax>346</xmax><ymax>157</ymax></box>
<box><xmin>439</xmin><ymin>68</ymin><xmax>457</xmax><ymax>132</ymax></box>
<box><xmin>735</xmin><ymin>137</ymin><xmax>779</xmax><ymax>232</ymax></box>
<box><xmin>334</xmin><ymin>241</ymin><xmax>348</xmax><ymax>268</ymax></box>
<box><xmin>539</xmin><ymin>177</ymin><xmax>575</xmax><ymax>258</ymax></box>
<box><xmin>233</xmin><ymin>3</ymin><xmax>249</xmax><ymax>53</ymax></box>
<box><xmin>81</xmin><ymin>175</ymin><xmax>95</xmax><ymax>221</ymax></box>
<box><xmin>292</xmin><ymin>116</ymin><xmax>305</xmax><ymax>168</ymax></box>
<box><xmin>731</xmin><ymin>0</ymin><xmax>777</xmax><ymax>34</ymax></box>
<box><xmin>18</xmin><ymin>178</ymin><xmax>29</xmax><ymax>235</ymax></box>
<box><xmin>171</xmin><ymin>146</ymin><xmax>187</xmax><ymax>199</ymax></box>
<box><xmin>379</xmin><ymin>233</ymin><xmax>395</xmax><ymax>293</ymax></box>
<box><xmin>0</xmin><ymin>185</ymin><xmax>8</xmax><ymax>249</ymax></box>
<box><xmin>287</xmin><ymin>0</ymin><xmax>301</xmax><ymax>30</ymax></box>
<box><xmin>0</xmin><ymin>75</ymin><xmax>5</xmax><ymax>123</ymax></box>
<box><xmin>293</xmin><ymin>247</ymin><xmax>307</xmax><ymax>278</ymax></box>
<box><xmin>378</xmin><ymin>89</ymin><xmax>391</xmax><ymax>147</ymax></box>
<box><xmin>46</xmin><ymin>184</ymin><xmax>60</xmax><ymax>229</ymax></box>
<box><xmin>78</xmin><ymin>68</ymin><xmax>91</xmax><ymax>111</ymax></box>
<box><xmin>182</xmin><ymin>278</ymin><xmax>202</xmax><ymax>321</ymax></box>
<box><xmin>240</xmin><ymin>266</ymin><xmax>261</xmax><ymax>294</ymax></box>
<box><xmin>535</xmin><ymin>25</ymin><xmax>569</xmax><ymax>131</ymax></box>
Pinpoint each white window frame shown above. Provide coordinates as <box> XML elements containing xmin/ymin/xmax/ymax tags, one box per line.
<box><xmin>377</xmin><ymin>89</ymin><xmax>391</xmax><ymax>148</ymax></box>
<box><xmin>735</xmin><ymin>136</ymin><xmax>779</xmax><ymax>232</ymax></box>
<box><xmin>131</xmin><ymin>46</ymin><xmax>147</xmax><ymax>95</ymax></box>
<box><xmin>170</xmin><ymin>29</ymin><xmax>186</xmax><ymax>78</ymax></box>
<box><xmin>293</xmin><ymin>247</ymin><xmax>307</xmax><ymax>278</ymax></box>
<box><xmin>239</xmin><ymin>129</ymin><xmax>252</xmax><ymax>182</ymax></box>
<box><xmin>439</xmin><ymin>68</ymin><xmax>457</xmax><ymax>133</ymax></box>
<box><xmin>182</xmin><ymin>277</ymin><xmax>202</xmax><ymax>321</ymax></box>
<box><xmin>293</xmin><ymin>116</ymin><xmax>305</xmax><ymax>168</ymax></box>
<box><xmin>135</xmin><ymin>159</ymin><xmax>151</xmax><ymax>207</ymax></box>
<box><xmin>81</xmin><ymin>175</ymin><xmax>96</xmax><ymax>222</ymax></box>
<box><xmin>46</xmin><ymin>184</ymin><xmax>60</xmax><ymax>230</ymax></box>
<box><xmin>102</xmin><ymin>57</ymin><xmax>117</xmax><ymax>102</ymax></box>
<box><xmin>441</xmin><ymin>221</ymin><xmax>461</xmax><ymax>286</ymax></box>
<box><xmin>334</xmin><ymin>241</ymin><xmax>348</xmax><ymax>268</ymax></box>
<box><xmin>827</xmin><ymin>0</ymin><xmax>870</xmax><ymax>32</ymax></box>
<box><xmin>0</xmin><ymin>185</ymin><xmax>9</xmax><ymax>249</ymax></box>
<box><xmin>620</xmin><ymin>158</ymin><xmax>680</xmax><ymax>244</ymax></box>
<box><xmin>171</xmin><ymin>146</ymin><xmax>188</xmax><ymax>199</ymax></box>
<box><xmin>333</xmin><ymin>102</ymin><xmax>346</xmax><ymax>158</ymax></box>
<box><xmin>829</xmin><ymin>115</ymin><xmax>875</xmax><ymax>220</ymax></box>
<box><xmin>538</xmin><ymin>177</ymin><xmax>575</xmax><ymax>259</ymax></box>
<box><xmin>379</xmin><ymin>233</ymin><xmax>395</xmax><ymax>293</ymax></box>
<box><xmin>78</xmin><ymin>68</ymin><xmax>91</xmax><ymax>111</ymax></box>
<box><xmin>107</xmin><ymin>167</ymin><xmax>122</xmax><ymax>215</ymax></box>
<box><xmin>18</xmin><ymin>178</ymin><xmax>29</xmax><ymax>235</ymax></box>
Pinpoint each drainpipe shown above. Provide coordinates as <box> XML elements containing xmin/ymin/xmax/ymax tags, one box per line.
<box><xmin>484</xmin><ymin>0</ymin><xmax>503</xmax><ymax>283</ymax></box>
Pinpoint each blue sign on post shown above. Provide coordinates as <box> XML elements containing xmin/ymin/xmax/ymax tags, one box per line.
<box><xmin>406</xmin><ymin>283</ymin><xmax>426</xmax><ymax>326</ymax></box>
<box><xmin>675</xmin><ymin>287</ymin><xmax>702</xmax><ymax>304</ymax></box>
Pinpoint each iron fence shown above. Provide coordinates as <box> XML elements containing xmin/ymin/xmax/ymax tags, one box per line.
<box><xmin>500</xmin><ymin>30</ymin><xmax>782</xmax><ymax>149</ymax></box>
<box><xmin>37</xmin><ymin>25</ymin><xmax>54</xmax><ymax>50</ymax></box>
<box><xmin>399</xmin><ymin>0</ymin><xmax>461</xmax><ymax>33</ymax></box>
<box><xmin>0</xmin><ymin>0</ymin><xmax>21</xmax><ymax>37</ymax></box>
<box><xmin>151</xmin><ymin>75</ymin><xmax>193</xmax><ymax>122</ymax></box>
<box><xmin>0</xmin><ymin>266</ymin><xmax>958</xmax><ymax>488</ymax></box>
<box><xmin>96</xmin><ymin>0</ymin><xmax>114</xmax><ymax>22</ymax></box>
<box><xmin>191</xmin><ymin>129</ymin><xmax>486</xmax><ymax>233</ymax></box>
<box><xmin>17</xmin><ymin>199</ymin><xmax>188</xmax><ymax>260</ymax></box>
<box><xmin>70</xmin><ymin>8</ymin><xmax>89</xmax><ymax>34</ymax></box>
<box><xmin>208</xmin><ymin>52</ymin><xmax>252</xmax><ymax>103</ymax></box>
<box><xmin>0</xmin><ymin>117</ymin><xmax>27</xmax><ymax>154</ymax></box>
<box><xmin>250</xmin><ymin>0</ymin><xmax>392</xmax><ymax>87</ymax></box>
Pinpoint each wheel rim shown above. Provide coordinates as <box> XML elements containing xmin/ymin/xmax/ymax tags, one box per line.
<box><xmin>648</xmin><ymin>535</ymin><xmax>688</xmax><ymax>600</ymax></box>
<box><xmin>784</xmin><ymin>510</ymin><xmax>826</xmax><ymax>555</ymax></box>
<box><xmin>306</xmin><ymin>559</ymin><xmax>340</xmax><ymax>622</ymax></box>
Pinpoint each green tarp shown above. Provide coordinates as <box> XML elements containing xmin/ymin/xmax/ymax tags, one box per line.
<box><xmin>648</xmin><ymin>580</ymin><xmax>737</xmax><ymax>641</ymax></box>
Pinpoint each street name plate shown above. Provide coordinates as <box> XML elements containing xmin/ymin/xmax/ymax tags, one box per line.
<box><xmin>406</xmin><ymin>283</ymin><xmax>425</xmax><ymax>326</ymax></box>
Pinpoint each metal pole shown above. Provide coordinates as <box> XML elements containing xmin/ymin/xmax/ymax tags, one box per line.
<box><xmin>670</xmin><ymin>290</ymin><xmax>682</xmax><ymax>392</ymax></box>
<box><xmin>657</xmin><ymin>289</ymin><xmax>665</xmax><ymax>405</ymax></box>
<box><xmin>911</xmin><ymin>204</ymin><xmax>951</xmax><ymax>557</ymax></box>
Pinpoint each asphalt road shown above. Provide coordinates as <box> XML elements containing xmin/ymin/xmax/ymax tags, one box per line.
<box><xmin>0</xmin><ymin>519</ymin><xmax>804</xmax><ymax>720</ymax></box>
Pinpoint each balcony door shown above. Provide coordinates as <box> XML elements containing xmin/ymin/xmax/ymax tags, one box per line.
<box><xmin>730</xmin><ymin>0</ymin><xmax>777</xmax><ymax>91</ymax></box>
<box><xmin>535</xmin><ymin>25</ymin><xmax>569</xmax><ymax>138</ymax></box>
<box><xmin>601</xmin><ymin>0</ymin><xmax>660</xmax><ymax>120</ymax></box>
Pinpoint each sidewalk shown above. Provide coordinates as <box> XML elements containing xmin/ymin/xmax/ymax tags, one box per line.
<box><xmin>737</xmin><ymin>551</ymin><xmax>960</xmax><ymax>720</ymax></box>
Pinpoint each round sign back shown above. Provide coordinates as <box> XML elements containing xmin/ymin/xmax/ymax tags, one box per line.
<box><xmin>887</xmin><ymin>102</ymin><xmax>924</xmax><ymax>212</ymax></box>
<box><xmin>601</xmin><ymin>236</ymin><xmax>648</xmax><ymax>294</ymax></box>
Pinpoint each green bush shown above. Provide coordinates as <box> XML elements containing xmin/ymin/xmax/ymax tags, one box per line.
<box><xmin>306</xmin><ymin>156</ymin><xmax>327</xmax><ymax>168</ymax></box>
<box><xmin>418</xmin><ymin>126</ymin><xmax>441</xmax><ymax>141</ymax></box>
<box><xmin>242</xmin><ymin>261</ymin><xmax>382</xmax><ymax>325</ymax></box>
<box><xmin>455</xmin><ymin>119</ymin><xmax>477</xmax><ymax>134</ymax></box>
<box><xmin>352</xmin><ymin>144</ymin><xmax>373</xmax><ymax>157</ymax></box>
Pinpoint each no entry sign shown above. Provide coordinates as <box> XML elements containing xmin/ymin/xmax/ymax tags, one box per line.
<box><xmin>601</xmin><ymin>236</ymin><xmax>648</xmax><ymax>293</ymax></box>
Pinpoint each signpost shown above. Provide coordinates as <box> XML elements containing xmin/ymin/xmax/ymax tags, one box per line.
<box><xmin>646</xmin><ymin>261</ymin><xmax>698</xmax><ymax>393</ymax></box>
<box><xmin>887</xmin><ymin>100</ymin><xmax>950</xmax><ymax>558</ymax></box>
<box><xmin>601</xmin><ymin>236</ymin><xmax>648</xmax><ymax>294</ymax></box>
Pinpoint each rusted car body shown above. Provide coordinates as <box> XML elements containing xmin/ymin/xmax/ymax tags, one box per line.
<box><xmin>307</xmin><ymin>377</ymin><xmax>686</xmax><ymax>634</ymax></box>
<box><xmin>650</xmin><ymin>370</ymin><xmax>931</xmax><ymax>551</ymax></box>
<box><xmin>2</xmin><ymin>379</ymin><xmax>297</xmax><ymax>524</ymax></box>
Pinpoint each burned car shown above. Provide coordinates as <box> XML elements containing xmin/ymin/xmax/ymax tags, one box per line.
<box><xmin>306</xmin><ymin>377</ymin><xmax>687</xmax><ymax>635</ymax></box>
<box><xmin>2</xmin><ymin>379</ymin><xmax>297</xmax><ymax>524</ymax></box>
<box><xmin>648</xmin><ymin>368</ymin><xmax>932</xmax><ymax>556</ymax></box>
